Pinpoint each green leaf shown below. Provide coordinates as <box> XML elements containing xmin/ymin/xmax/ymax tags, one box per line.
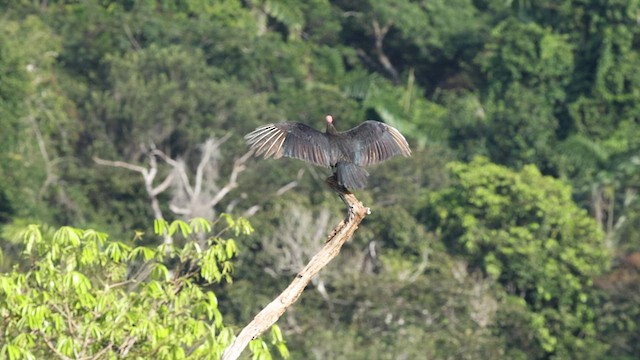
<box><xmin>26</xmin><ymin>305</ymin><xmax>48</xmax><ymax>330</ymax></box>
<box><xmin>208</xmin><ymin>291</ymin><xmax>218</xmax><ymax>308</ymax></box>
<box><xmin>168</xmin><ymin>220</ymin><xmax>192</xmax><ymax>238</ymax></box>
<box><xmin>177</xmin><ymin>220</ymin><xmax>192</xmax><ymax>238</ymax></box>
<box><xmin>150</xmin><ymin>263</ymin><xmax>171</xmax><ymax>282</ymax></box>
<box><xmin>63</xmin><ymin>271</ymin><xmax>92</xmax><ymax>293</ymax></box>
<box><xmin>79</xmin><ymin>243</ymin><xmax>99</xmax><ymax>266</ymax></box>
<box><xmin>21</xmin><ymin>224</ymin><xmax>42</xmax><ymax>255</ymax></box>
<box><xmin>4</xmin><ymin>218</ymin><xmax>242</xmax><ymax>359</ymax></box>
<box><xmin>52</xmin><ymin>226</ymin><xmax>83</xmax><ymax>246</ymax></box>
<box><xmin>13</xmin><ymin>333</ymin><xmax>35</xmax><ymax>348</ymax></box>
<box><xmin>154</xmin><ymin>219</ymin><xmax>169</xmax><ymax>235</ymax></box>
<box><xmin>221</xmin><ymin>213</ymin><xmax>235</xmax><ymax>229</ymax></box>
<box><xmin>104</xmin><ymin>242</ymin><xmax>131</xmax><ymax>262</ymax></box>
<box><xmin>276</xmin><ymin>342</ymin><xmax>290</xmax><ymax>359</ymax></box>
<box><xmin>270</xmin><ymin>324</ymin><xmax>284</xmax><ymax>343</ymax></box>
<box><xmin>57</xmin><ymin>336</ymin><xmax>75</xmax><ymax>357</ymax></box>
<box><xmin>83</xmin><ymin>229</ymin><xmax>109</xmax><ymax>244</ymax></box>
<box><xmin>236</xmin><ymin>217</ymin><xmax>254</xmax><ymax>235</ymax></box>
<box><xmin>129</xmin><ymin>246</ymin><xmax>156</xmax><ymax>261</ymax></box>
<box><xmin>225</xmin><ymin>239</ymin><xmax>237</xmax><ymax>259</ymax></box>
<box><xmin>190</xmin><ymin>217</ymin><xmax>212</xmax><ymax>233</ymax></box>
<box><xmin>4</xmin><ymin>344</ymin><xmax>21</xmax><ymax>360</ymax></box>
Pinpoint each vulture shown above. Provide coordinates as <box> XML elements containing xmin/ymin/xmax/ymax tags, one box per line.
<box><xmin>245</xmin><ymin>115</ymin><xmax>411</xmax><ymax>189</ymax></box>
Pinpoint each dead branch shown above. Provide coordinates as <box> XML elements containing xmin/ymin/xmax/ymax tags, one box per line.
<box><xmin>263</xmin><ymin>203</ymin><xmax>338</xmax><ymax>321</ymax></box>
<box><xmin>195</xmin><ymin>134</ymin><xmax>232</xmax><ymax>195</ymax></box>
<box><xmin>372</xmin><ymin>19</ymin><xmax>399</xmax><ymax>83</ymax></box>
<box><xmin>95</xmin><ymin>135</ymin><xmax>253</xmax><ymax>223</ymax></box>
<box><xmin>94</xmin><ymin>154</ymin><xmax>173</xmax><ymax>246</ymax></box>
<box><xmin>30</xmin><ymin>116</ymin><xmax>58</xmax><ymax>198</ymax></box>
<box><xmin>207</xmin><ymin>149</ymin><xmax>253</xmax><ymax>209</ymax></box>
<box><xmin>149</xmin><ymin>140</ymin><xmax>251</xmax><ymax>220</ymax></box>
<box><xmin>275</xmin><ymin>169</ymin><xmax>304</xmax><ymax>196</ymax></box>
<box><xmin>123</xmin><ymin>24</ymin><xmax>141</xmax><ymax>51</ymax></box>
<box><xmin>221</xmin><ymin>177</ymin><xmax>370</xmax><ymax>360</ymax></box>
<box><xmin>93</xmin><ymin>157</ymin><xmax>147</xmax><ymax>174</ymax></box>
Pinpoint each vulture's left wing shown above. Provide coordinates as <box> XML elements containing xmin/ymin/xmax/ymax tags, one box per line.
<box><xmin>342</xmin><ymin>121</ymin><xmax>411</xmax><ymax>166</ymax></box>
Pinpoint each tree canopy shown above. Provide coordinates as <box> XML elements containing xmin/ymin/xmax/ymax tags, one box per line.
<box><xmin>1</xmin><ymin>0</ymin><xmax>639</xmax><ymax>358</ymax></box>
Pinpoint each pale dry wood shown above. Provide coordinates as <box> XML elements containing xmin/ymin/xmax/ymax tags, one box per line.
<box><xmin>372</xmin><ymin>19</ymin><xmax>399</xmax><ymax>83</ymax></box>
<box><xmin>221</xmin><ymin>177</ymin><xmax>370</xmax><ymax>360</ymax></box>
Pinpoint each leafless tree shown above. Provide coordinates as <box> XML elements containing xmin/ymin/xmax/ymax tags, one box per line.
<box><xmin>263</xmin><ymin>204</ymin><xmax>338</xmax><ymax>320</ymax></box>
<box><xmin>94</xmin><ymin>135</ymin><xmax>253</xmax><ymax>246</ymax></box>
<box><xmin>372</xmin><ymin>19</ymin><xmax>399</xmax><ymax>83</ymax></box>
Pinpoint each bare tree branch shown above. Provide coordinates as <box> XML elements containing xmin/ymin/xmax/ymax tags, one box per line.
<box><xmin>152</xmin><ymin>150</ymin><xmax>195</xmax><ymax>199</ymax></box>
<box><xmin>221</xmin><ymin>177</ymin><xmax>370</xmax><ymax>360</ymax></box>
<box><xmin>275</xmin><ymin>181</ymin><xmax>298</xmax><ymax>196</ymax></box>
<box><xmin>93</xmin><ymin>157</ymin><xmax>147</xmax><ymax>174</ymax></box>
<box><xmin>194</xmin><ymin>139</ymin><xmax>216</xmax><ymax>197</ymax></box>
<box><xmin>94</xmin><ymin>154</ymin><xmax>166</xmax><ymax>222</ymax></box>
<box><xmin>94</xmin><ymin>136</ymin><xmax>253</xmax><ymax>220</ymax></box>
<box><xmin>243</xmin><ymin>205</ymin><xmax>261</xmax><ymax>217</ymax></box>
<box><xmin>89</xmin><ymin>343</ymin><xmax>115</xmax><ymax>360</ymax></box>
<box><xmin>151</xmin><ymin>171</ymin><xmax>175</xmax><ymax>197</ymax></box>
<box><xmin>29</xmin><ymin>116</ymin><xmax>59</xmax><ymax>198</ymax></box>
<box><xmin>372</xmin><ymin>19</ymin><xmax>399</xmax><ymax>83</ymax></box>
<box><xmin>118</xmin><ymin>335</ymin><xmax>137</xmax><ymax>358</ymax></box>
<box><xmin>194</xmin><ymin>134</ymin><xmax>232</xmax><ymax>196</ymax></box>
<box><xmin>168</xmin><ymin>203</ymin><xmax>191</xmax><ymax>215</ymax></box>
<box><xmin>39</xmin><ymin>332</ymin><xmax>74</xmax><ymax>360</ymax></box>
<box><xmin>94</xmin><ymin>154</ymin><xmax>172</xmax><ymax>245</ymax></box>
<box><xmin>123</xmin><ymin>23</ymin><xmax>141</xmax><ymax>51</ymax></box>
<box><xmin>275</xmin><ymin>169</ymin><xmax>304</xmax><ymax>196</ymax></box>
<box><xmin>207</xmin><ymin>150</ymin><xmax>253</xmax><ymax>209</ymax></box>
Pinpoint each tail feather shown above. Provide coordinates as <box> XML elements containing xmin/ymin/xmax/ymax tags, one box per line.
<box><xmin>335</xmin><ymin>162</ymin><xmax>369</xmax><ymax>189</ymax></box>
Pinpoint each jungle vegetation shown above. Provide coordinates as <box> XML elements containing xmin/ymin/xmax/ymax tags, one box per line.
<box><xmin>1</xmin><ymin>1</ymin><xmax>639</xmax><ymax>359</ymax></box>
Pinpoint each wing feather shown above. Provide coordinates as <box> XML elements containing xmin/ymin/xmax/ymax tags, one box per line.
<box><xmin>245</xmin><ymin>122</ymin><xmax>332</xmax><ymax>167</ymax></box>
<box><xmin>341</xmin><ymin>120</ymin><xmax>411</xmax><ymax>166</ymax></box>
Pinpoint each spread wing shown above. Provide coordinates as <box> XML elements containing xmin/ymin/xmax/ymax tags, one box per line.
<box><xmin>341</xmin><ymin>121</ymin><xmax>411</xmax><ymax>166</ymax></box>
<box><xmin>244</xmin><ymin>122</ymin><xmax>332</xmax><ymax>167</ymax></box>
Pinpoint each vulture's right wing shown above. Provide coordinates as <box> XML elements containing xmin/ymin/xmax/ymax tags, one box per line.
<box><xmin>245</xmin><ymin>122</ymin><xmax>332</xmax><ymax>167</ymax></box>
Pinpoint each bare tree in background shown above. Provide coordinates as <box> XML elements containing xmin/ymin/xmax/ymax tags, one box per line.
<box><xmin>263</xmin><ymin>205</ymin><xmax>338</xmax><ymax>322</ymax></box>
<box><xmin>94</xmin><ymin>135</ymin><xmax>253</xmax><ymax>246</ymax></box>
<box><xmin>153</xmin><ymin>135</ymin><xmax>252</xmax><ymax>220</ymax></box>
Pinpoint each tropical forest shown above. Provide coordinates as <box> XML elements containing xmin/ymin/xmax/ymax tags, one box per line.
<box><xmin>1</xmin><ymin>1</ymin><xmax>639</xmax><ymax>359</ymax></box>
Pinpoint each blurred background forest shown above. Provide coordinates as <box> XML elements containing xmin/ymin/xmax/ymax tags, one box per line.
<box><xmin>1</xmin><ymin>0</ymin><xmax>640</xmax><ymax>359</ymax></box>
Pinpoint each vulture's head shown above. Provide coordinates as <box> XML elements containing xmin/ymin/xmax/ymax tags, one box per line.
<box><xmin>325</xmin><ymin>115</ymin><xmax>337</xmax><ymax>134</ymax></box>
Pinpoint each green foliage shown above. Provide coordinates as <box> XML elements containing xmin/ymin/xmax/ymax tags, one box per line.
<box><xmin>479</xmin><ymin>18</ymin><xmax>574</xmax><ymax>95</ymax></box>
<box><xmin>0</xmin><ymin>15</ymin><xmax>77</xmax><ymax>222</ymax></box>
<box><xmin>284</xmin><ymin>247</ymin><xmax>509</xmax><ymax>359</ymax></box>
<box><xmin>435</xmin><ymin>90</ymin><xmax>488</xmax><ymax>160</ymax></box>
<box><xmin>1</xmin><ymin>1</ymin><xmax>640</xmax><ymax>358</ymax></box>
<box><xmin>345</xmin><ymin>73</ymin><xmax>449</xmax><ymax>148</ymax></box>
<box><xmin>595</xmin><ymin>264</ymin><xmax>640</xmax><ymax>360</ymax></box>
<box><xmin>91</xmin><ymin>44</ymin><xmax>232</xmax><ymax>156</ymax></box>
<box><xmin>422</xmin><ymin>157</ymin><xmax>609</xmax><ymax>357</ymax></box>
<box><xmin>360</xmin><ymin>205</ymin><xmax>429</xmax><ymax>256</ymax></box>
<box><xmin>0</xmin><ymin>22</ymin><xmax>28</xmax><ymax>125</ymax></box>
<box><xmin>249</xmin><ymin>325</ymin><xmax>289</xmax><ymax>360</ymax></box>
<box><xmin>0</xmin><ymin>217</ymin><xmax>286</xmax><ymax>359</ymax></box>
<box><xmin>477</xmin><ymin>18</ymin><xmax>574</xmax><ymax>169</ymax></box>
<box><xmin>340</xmin><ymin>0</ymin><xmax>489</xmax><ymax>87</ymax></box>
